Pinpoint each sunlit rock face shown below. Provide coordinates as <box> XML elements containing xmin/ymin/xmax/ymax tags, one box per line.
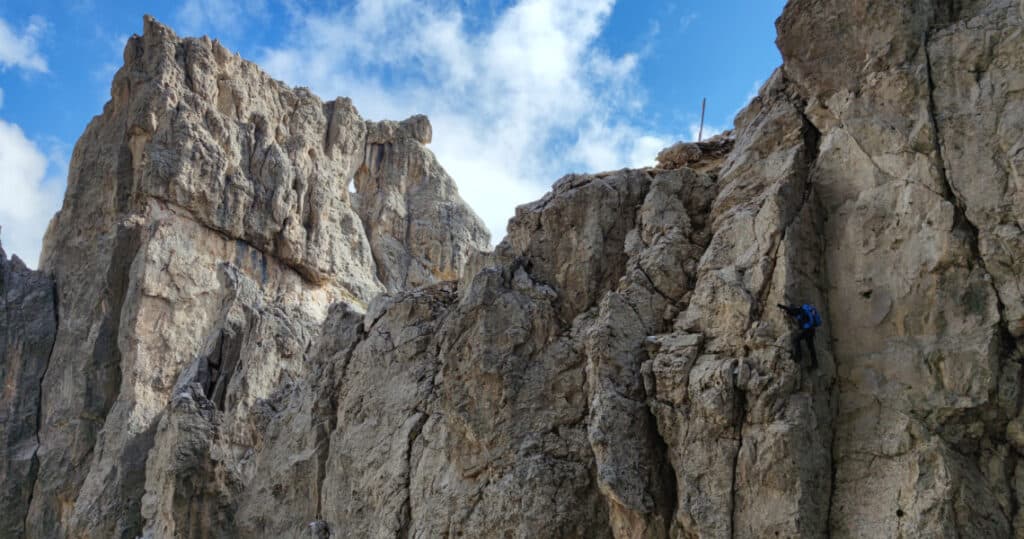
<box><xmin>3</xmin><ymin>1</ymin><xmax>1024</xmax><ymax>537</ymax></box>
<box><xmin>1</xmin><ymin>15</ymin><xmax>488</xmax><ymax>539</ymax></box>
<box><xmin>773</xmin><ymin>1</ymin><xmax>1024</xmax><ymax>536</ymax></box>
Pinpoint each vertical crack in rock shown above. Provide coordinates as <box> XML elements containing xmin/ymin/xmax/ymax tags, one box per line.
<box><xmin>789</xmin><ymin>103</ymin><xmax>840</xmax><ymax>539</ymax></box>
<box><xmin>0</xmin><ymin>245</ymin><xmax>57</xmax><ymax>538</ymax></box>
<box><xmin>800</xmin><ymin>108</ymin><xmax>841</xmax><ymax>536</ymax></box>
<box><xmin>751</xmin><ymin>107</ymin><xmax>821</xmax><ymax>326</ymax></box>
<box><xmin>823</xmin><ymin>257</ymin><xmax>841</xmax><ymax>539</ymax></box>
<box><xmin>649</xmin><ymin>406</ymin><xmax>678</xmax><ymax>537</ymax></box>
<box><xmin>313</xmin><ymin>319</ymin><xmax>365</xmax><ymax>522</ymax></box>
<box><xmin>12</xmin><ymin>5</ymin><xmax>1024</xmax><ymax>536</ymax></box>
<box><xmin>923</xmin><ymin>30</ymin><xmax>1005</xmax><ymax>317</ymax></box>
<box><xmin>926</xmin><ymin>19</ymin><xmax>1017</xmax><ymax>435</ymax></box>
<box><xmin>729</xmin><ymin>364</ymin><xmax>748</xmax><ymax>539</ymax></box>
<box><xmin>96</xmin><ymin>224</ymin><xmax>149</xmax><ymax>538</ymax></box>
<box><xmin>398</xmin><ymin>412</ymin><xmax>428</xmax><ymax>539</ymax></box>
<box><xmin>206</xmin><ymin>322</ymin><xmax>246</xmax><ymax>412</ymax></box>
<box><xmin>93</xmin><ymin>224</ymin><xmax>143</xmax><ymax>430</ymax></box>
<box><xmin>923</xmin><ymin>24</ymin><xmax>1014</xmax><ymax>345</ymax></box>
<box><xmin>23</xmin><ymin>280</ymin><xmax>56</xmax><ymax>538</ymax></box>
<box><xmin>924</xmin><ymin>16</ymin><xmax>1024</xmax><ymax>531</ymax></box>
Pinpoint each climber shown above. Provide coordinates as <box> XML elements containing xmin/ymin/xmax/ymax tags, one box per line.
<box><xmin>777</xmin><ymin>303</ymin><xmax>822</xmax><ymax>368</ymax></box>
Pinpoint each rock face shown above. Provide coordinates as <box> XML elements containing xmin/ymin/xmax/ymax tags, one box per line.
<box><xmin>655</xmin><ymin>133</ymin><xmax>734</xmax><ymax>173</ymax></box>
<box><xmin>0</xmin><ymin>241</ymin><xmax>56</xmax><ymax>539</ymax></box>
<box><xmin>2</xmin><ymin>2</ymin><xmax>1024</xmax><ymax>537</ymax></box>
<box><xmin>7</xmin><ymin>16</ymin><xmax>488</xmax><ymax>539</ymax></box>
<box><xmin>777</xmin><ymin>1</ymin><xmax>1024</xmax><ymax>536</ymax></box>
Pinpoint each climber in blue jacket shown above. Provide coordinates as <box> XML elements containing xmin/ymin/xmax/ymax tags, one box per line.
<box><xmin>777</xmin><ymin>303</ymin><xmax>822</xmax><ymax>368</ymax></box>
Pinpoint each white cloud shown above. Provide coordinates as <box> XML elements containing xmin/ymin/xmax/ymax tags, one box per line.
<box><xmin>177</xmin><ymin>0</ymin><xmax>269</xmax><ymax>38</ymax></box>
<box><xmin>0</xmin><ymin>15</ymin><xmax>49</xmax><ymax>73</ymax></box>
<box><xmin>745</xmin><ymin>79</ymin><xmax>763</xmax><ymax>103</ymax></box>
<box><xmin>0</xmin><ymin>119</ymin><xmax>64</xmax><ymax>267</ymax></box>
<box><xmin>259</xmin><ymin>0</ymin><xmax>676</xmax><ymax>243</ymax></box>
<box><xmin>687</xmin><ymin>121</ymin><xmax>725</xmax><ymax>142</ymax></box>
<box><xmin>630</xmin><ymin>135</ymin><xmax>670</xmax><ymax>168</ymax></box>
<box><xmin>90</xmin><ymin>32</ymin><xmax>131</xmax><ymax>105</ymax></box>
<box><xmin>570</xmin><ymin>120</ymin><xmax>671</xmax><ymax>171</ymax></box>
<box><xmin>680</xmin><ymin>13</ymin><xmax>698</xmax><ymax>30</ymax></box>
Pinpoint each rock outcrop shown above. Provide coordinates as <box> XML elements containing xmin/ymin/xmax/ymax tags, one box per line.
<box><xmin>2</xmin><ymin>1</ymin><xmax>1024</xmax><ymax>537</ymax></box>
<box><xmin>6</xmin><ymin>16</ymin><xmax>488</xmax><ymax>539</ymax></box>
<box><xmin>655</xmin><ymin>133</ymin><xmax>735</xmax><ymax>174</ymax></box>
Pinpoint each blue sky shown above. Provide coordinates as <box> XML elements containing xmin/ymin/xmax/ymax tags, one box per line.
<box><xmin>0</xmin><ymin>0</ymin><xmax>785</xmax><ymax>266</ymax></box>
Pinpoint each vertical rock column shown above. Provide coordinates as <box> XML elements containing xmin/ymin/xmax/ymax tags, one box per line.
<box><xmin>645</xmin><ymin>70</ymin><xmax>834</xmax><ymax>538</ymax></box>
<box><xmin>0</xmin><ymin>242</ymin><xmax>57</xmax><ymax>538</ymax></box>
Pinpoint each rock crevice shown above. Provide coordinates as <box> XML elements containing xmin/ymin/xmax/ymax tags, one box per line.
<box><xmin>0</xmin><ymin>242</ymin><xmax>58</xmax><ymax>538</ymax></box>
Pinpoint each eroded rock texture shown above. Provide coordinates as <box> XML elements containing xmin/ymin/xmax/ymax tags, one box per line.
<box><xmin>0</xmin><ymin>241</ymin><xmax>56</xmax><ymax>538</ymax></box>
<box><xmin>247</xmin><ymin>164</ymin><xmax>721</xmax><ymax>538</ymax></box>
<box><xmin>778</xmin><ymin>1</ymin><xmax>1024</xmax><ymax>536</ymax></box>
<box><xmin>8</xmin><ymin>15</ymin><xmax>487</xmax><ymax>539</ymax></box>
<box><xmin>3</xmin><ymin>1</ymin><xmax>1024</xmax><ymax>537</ymax></box>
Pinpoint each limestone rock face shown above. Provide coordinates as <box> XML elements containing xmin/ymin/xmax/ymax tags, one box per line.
<box><xmin>218</xmin><ymin>162</ymin><xmax>720</xmax><ymax>537</ymax></box>
<box><xmin>354</xmin><ymin>116</ymin><xmax>491</xmax><ymax>290</ymax></box>
<box><xmin>776</xmin><ymin>1</ymin><xmax>1024</xmax><ymax>536</ymax></box>
<box><xmin>4</xmin><ymin>2</ymin><xmax>1024</xmax><ymax>538</ymax></box>
<box><xmin>7</xmin><ymin>15</ymin><xmax>487</xmax><ymax>539</ymax></box>
<box><xmin>0</xmin><ymin>242</ymin><xmax>56</xmax><ymax>538</ymax></box>
<box><xmin>655</xmin><ymin>133</ymin><xmax>734</xmax><ymax>174</ymax></box>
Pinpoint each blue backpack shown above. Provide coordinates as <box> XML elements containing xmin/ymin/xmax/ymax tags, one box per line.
<box><xmin>801</xmin><ymin>304</ymin><xmax>822</xmax><ymax>329</ymax></box>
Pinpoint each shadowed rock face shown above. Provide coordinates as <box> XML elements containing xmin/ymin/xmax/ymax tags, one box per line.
<box><xmin>0</xmin><ymin>242</ymin><xmax>56</xmax><ymax>539</ymax></box>
<box><xmin>2</xmin><ymin>1</ymin><xmax>1024</xmax><ymax>537</ymax></box>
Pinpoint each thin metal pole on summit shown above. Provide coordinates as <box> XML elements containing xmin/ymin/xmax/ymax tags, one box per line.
<box><xmin>698</xmin><ymin>97</ymin><xmax>706</xmax><ymax>142</ymax></box>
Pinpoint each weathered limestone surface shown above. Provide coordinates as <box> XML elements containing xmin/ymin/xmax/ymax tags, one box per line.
<box><xmin>230</xmin><ymin>162</ymin><xmax>723</xmax><ymax>537</ymax></box>
<box><xmin>777</xmin><ymin>1</ymin><xmax>1024</xmax><ymax>536</ymax></box>
<box><xmin>10</xmin><ymin>15</ymin><xmax>487</xmax><ymax>539</ymax></box>
<box><xmin>3</xmin><ymin>2</ymin><xmax>1024</xmax><ymax>538</ymax></box>
<box><xmin>355</xmin><ymin>117</ymin><xmax>491</xmax><ymax>290</ymax></box>
<box><xmin>0</xmin><ymin>241</ymin><xmax>56</xmax><ymax>538</ymax></box>
<box><xmin>655</xmin><ymin>133</ymin><xmax>735</xmax><ymax>174</ymax></box>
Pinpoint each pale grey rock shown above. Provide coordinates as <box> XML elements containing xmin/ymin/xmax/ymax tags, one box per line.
<box><xmin>642</xmin><ymin>68</ymin><xmax>834</xmax><ymax>539</ymax></box>
<box><xmin>231</xmin><ymin>164</ymin><xmax>719</xmax><ymax>538</ymax></box>
<box><xmin>139</xmin><ymin>383</ymin><xmax>240</xmax><ymax>539</ymax></box>
<box><xmin>7</xmin><ymin>2</ymin><xmax>1024</xmax><ymax>538</ymax></box>
<box><xmin>231</xmin><ymin>303</ymin><xmax>365</xmax><ymax>538</ymax></box>
<box><xmin>777</xmin><ymin>1</ymin><xmax>1022</xmax><ymax>536</ymax></box>
<box><xmin>16</xmin><ymin>15</ymin><xmax>487</xmax><ymax>539</ymax></box>
<box><xmin>655</xmin><ymin>134</ymin><xmax>734</xmax><ymax>174</ymax></box>
<box><xmin>354</xmin><ymin>116</ymin><xmax>491</xmax><ymax>290</ymax></box>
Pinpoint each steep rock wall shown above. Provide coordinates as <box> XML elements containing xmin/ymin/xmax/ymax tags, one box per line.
<box><xmin>778</xmin><ymin>1</ymin><xmax>1024</xmax><ymax>536</ymax></box>
<box><xmin>237</xmin><ymin>67</ymin><xmax>833</xmax><ymax>537</ymax></box>
<box><xmin>254</xmin><ymin>163</ymin><xmax>721</xmax><ymax>538</ymax></box>
<box><xmin>2</xmin><ymin>1</ymin><xmax>1024</xmax><ymax>537</ymax></box>
<box><xmin>13</xmin><ymin>16</ymin><xmax>488</xmax><ymax>539</ymax></box>
<box><xmin>0</xmin><ymin>242</ymin><xmax>57</xmax><ymax>538</ymax></box>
